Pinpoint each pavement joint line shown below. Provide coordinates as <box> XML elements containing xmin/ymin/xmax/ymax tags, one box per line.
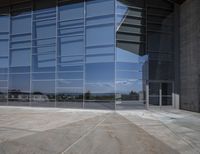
<box><xmin>98</xmin><ymin>123</ymin><xmax>132</xmax><ymax>126</ymax></box>
<box><xmin>118</xmin><ymin>112</ymin><xmax>200</xmax><ymax>153</ymax></box>
<box><xmin>146</xmin><ymin>111</ymin><xmax>200</xmax><ymax>153</ymax></box>
<box><xmin>0</xmin><ymin>127</ymin><xmax>39</xmax><ymax>133</ymax></box>
<box><xmin>60</xmin><ymin>115</ymin><xmax>108</xmax><ymax>154</ymax></box>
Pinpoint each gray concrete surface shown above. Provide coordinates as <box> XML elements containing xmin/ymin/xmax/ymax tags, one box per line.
<box><xmin>0</xmin><ymin>107</ymin><xmax>199</xmax><ymax>154</ymax></box>
<box><xmin>180</xmin><ymin>0</ymin><xmax>200</xmax><ymax>112</ymax></box>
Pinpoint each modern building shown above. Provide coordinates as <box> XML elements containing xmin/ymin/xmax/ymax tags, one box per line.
<box><xmin>0</xmin><ymin>0</ymin><xmax>199</xmax><ymax>112</ymax></box>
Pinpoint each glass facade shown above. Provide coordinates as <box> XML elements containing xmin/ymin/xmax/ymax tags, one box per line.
<box><xmin>0</xmin><ymin>0</ymin><xmax>177</xmax><ymax>109</ymax></box>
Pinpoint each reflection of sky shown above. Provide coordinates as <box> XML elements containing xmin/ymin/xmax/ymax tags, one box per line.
<box><xmin>117</xmin><ymin>47</ymin><xmax>148</xmax><ymax>63</ymax></box>
<box><xmin>86</xmin><ymin>82</ymin><xmax>114</xmax><ymax>93</ymax></box>
<box><xmin>1</xmin><ymin>0</ymin><xmax>148</xmax><ymax>97</ymax></box>
<box><xmin>116</xmin><ymin>80</ymin><xmax>144</xmax><ymax>94</ymax></box>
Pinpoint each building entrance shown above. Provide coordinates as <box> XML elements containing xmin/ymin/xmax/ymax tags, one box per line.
<box><xmin>148</xmin><ymin>81</ymin><xmax>174</xmax><ymax>108</ymax></box>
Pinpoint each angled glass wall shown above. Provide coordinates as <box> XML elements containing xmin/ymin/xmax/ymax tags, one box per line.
<box><xmin>115</xmin><ymin>0</ymin><xmax>148</xmax><ymax>109</ymax></box>
<box><xmin>0</xmin><ymin>0</ymin><xmax>177</xmax><ymax>110</ymax></box>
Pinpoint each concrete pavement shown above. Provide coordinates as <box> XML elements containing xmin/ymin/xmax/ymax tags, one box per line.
<box><xmin>0</xmin><ymin>107</ymin><xmax>199</xmax><ymax>154</ymax></box>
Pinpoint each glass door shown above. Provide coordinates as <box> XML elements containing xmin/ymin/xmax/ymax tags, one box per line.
<box><xmin>148</xmin><ymin>81</ymin><xmax>173</xmax><ymax>108</ymax></box>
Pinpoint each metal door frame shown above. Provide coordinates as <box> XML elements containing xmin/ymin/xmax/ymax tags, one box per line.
<box><xmin>146</xmin><ymin>80</ymin><xmax>174</xmax><ymax>109</ymax></box>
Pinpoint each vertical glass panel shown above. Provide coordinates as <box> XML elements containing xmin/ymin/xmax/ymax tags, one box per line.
<box><xmin>0</xmin><ymin>88</ymin><xmax>8</xmax><ymax>105</ymax></box>
<box><xmin>11</xmin><ymin>16</ymin><xmax>31</xmax><ymax>34</ymax></box>
<box><xmin>10</xmin><ymin>49</ymin><xmax>31</xmax><ymax>73</ymax></box>
<box><xmin>9</xmin><ymin>74</ymin><xmax>30</xmax><ymax>92</ymax></box>
<box><xmin>85</xmin><ymin>63</ymin><xmax>114</xmax><ymax>83</ymax></box>
<box><xmin>8</xmin><ymin>74</ymin><xmax>30</xmax><ymax>106</ymax></box>
<box><xmin>34</xmin><ymin>20</ymin><xmax>56</xmax><ymax>39</ymax></box>
<box><xmin>56</xmin><ymin>88</ymin><xmax>83</xmax><ymax>108</ymax></box>
<box><xmin>85</xmin><ymin>63</ymin><xmax>115</xmax><ymax>109</ymax></box>
<box><xmin>0</xmin><ymin>7</ymin><xmax>9</xmax><ymax>32</ymax></box>
<box><xmin>0</xmin><ymin>58</ymin><xmax>8</xmax><ymax>70</ymax></box>
<box><xmin>0</xmin><ymin>7</ymin><xmax>9</xmax><ymax>74</ymax></box>
<box><xmin>86</xmin><ymin>0</ymin><xmax>114</xmax><ymax>17</ymax></box>
<box><xmin>31</xmin><ymin>81</ymin><xmax>55</xmax><ymax>107</ymax></box>
<box><xmin>59</xmin><ymin>36</ymin><xmax>84</xmax><ymax>56</ymax></box>
<box><xmin>116</xmin><ymin>80</ymin><xmax>145</xmax><ymax>109</ymax></box>
<box><xmin>32</xmin><ymin>53</ymin><xmax>56</xmax><ymax>72</ymax></box>
<box><xmin>116</xmin><ymin>0</ymin><xmax>147</xmax><ymax>109</ymax></box>
<box><xmin>86</xmin><ymin>24</ymin><xmax>114</xmax><ymax>46</ymax></box>
<box><xmin>59</xmin><ymin>0</ymin><xmax>84</xmax><ymax>21</ymax></box>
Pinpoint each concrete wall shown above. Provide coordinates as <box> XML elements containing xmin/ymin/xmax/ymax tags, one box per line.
<box><xmin>180</xmin><ymin>0</ymin><xmax>200</xmax><ymax>112</ymax></box>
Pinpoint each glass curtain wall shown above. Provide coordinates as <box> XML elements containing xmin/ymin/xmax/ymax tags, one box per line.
<box><xmin>0</xmin><ymin>0</ymin><xmax>176</xmax><ymax>109</ymax></box>
<box><xmin>9</xmin><ymin>1</ymin><xmax>32</xmax><ymax>106</ymax></box>
<box><xmin>115</xmin><ymin>0</ymin><xmax>148</xmax><ymax>109</ymax></box>
<box><xmin>147</xmin><ymin>0</ymin><xmax>175</xmax><ymax>106</ymax></box>
<box><xmin>0</xmin><ymin>7</ymin><xmax>9</xmax><ymax>105</ymax></box>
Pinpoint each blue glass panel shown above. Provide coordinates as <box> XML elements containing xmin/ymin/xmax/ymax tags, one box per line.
<box><xmin>59</xmin><ymin>1</ymin><xmax>84</xmax><ymax>21</ymax></box>
<box><xmin>0</xmin><ymin>81</ymin><xmax>7</xmax><ymax>87</ymax></box>
<box><xmin>0</xmin><ymin>58</ymin><xmax>8</xmax><ymax>68</ymax></box>
<box><xmin>86</xmin><ymin>16</ymin><xmax>114</xmax><ymax>25</ymax></box>
<box><xmin>57</xmin><ymin>80</ymin><xmax>83</xmax><ymax>88</ymax></box>
<box><xmin>10</xmin><ymin>49</ymin><xmax>31</xmax><ymax>67</ymax></box>
<box><xmin>86</xmin><ymin>24</ymin><xmax>114</xmax><ymax>46</ymax></box>
<box><xmin>0</xmin><ymin>40</ymin><xmax>9</xmax><ymax>56</ymax></box>
<box><xmin>11</xmin><ymin>16</ymin><xmax>31</xmax><ymax>34</ymax></box>
<box><xmin>85</xmin><ymin>83</ymin><xmax>114</xmax><ymax>94</ymax></box>
<box><xmin>116</xmin><ymin>62</ymin><xmax>143</xmax><ymax>71</ymax></box>
<box><xmin>33</xmin><ymin>38</ymin><xmax>56</xmax><ymax>47</ymax></box>
<box><xmin>32</xmin><ymin>73</ymin><xmax>55</xmax><ymax>80</ymax></box>
<box><xmin>85</xmin><ymin>63</ymin><xmax>114</xmax><ymax>83</ymax></box>
<box><xmin>0</xmin><ymin>15</ymin><xmax>9</xmax><ymax>32</ymax></box>
<box><xmin>117</xmin><ymin>48</ymin><xmax>147</xmax><ymax>63</ymax></box>
<box><xmin>57</xmin><ymin>72</ymin><xmax>83</xmax><ymax>80</ymax></box>
<box><xmin>32</xmin><ymin>53</ymin><xmax>56</xmax><ymax>72</ymax></box>
<box><xmin>33</xmin><ymin>46</ymin><xmax>55</xmax><ymax>54</ymax></box>
<box><xmin>56</xmin><ymin>88</ymin><xmax>83</xmax><ymax>94</ymax></box>
<box><xmin>9</xmin><ymin>74</ymin><xmax>30</xmax><ymax>92</ymax></box>
<box><xmin>59</xmin><ymin>27</ymin><xmax>84</xmax><ymax>36</ymax></box>
<box><xmin>0</xmin><ymin>74</ymin><xmax>7</xmax><ymax>80</ymax></box>
<box><xmin>116</xmin><ymin>80</ymin><xmax>144</xmax><ymax>93</ymax></box>
<box><xmin>31</xmin><ymin>81</ymin><xmax>55</xmax><ymax>99</ymax></box>
<box><xmin>57</xmin><ymin>65</ymin><xmax>83</xmax><ymax>72</ymax></box>
<box><xmin>11</xmin><ymin>41</ymin><xmax>31</xmax><ymax>49</ymax></box>
<box><xmin>59</xmin><ymin>36</ymin><xmax>84</xmax><ymax>56</ymax></box>
<box><xmin>60</xmin><ymin>56</ymin><xmax>84</xmax><ymax>64</ymax></box>
<box><xmin>86</xmin><ymin>54</ymin><xmax>114</xmax><ymax>63</ymax></box>
<box><xmin>86</xmin><ymin>0</ymin><xmax>114</xmax><ymax>17</ymax></box>
<box><xmin>116</xmin><ymin>71</ymin><xmax>142</xmax><ymax>80</ymax></box>
<box><xmin>86</xmin><ymin>46</ymin><xmax>114</xmax><ymax>55</ymax></box>
<box><xmin>0</xmin><ymin>88</ymin><xmax>7</xmax><ymax>104</ymax></box>
<box><xmin>11</xmin><ymin>34</ymin><xmax>31</xmax><ymax>42</ymax></box>
<box><xmin>34</xmin><ymin>20</ymin><xmax>56</xmax><ymax>39</ymax></box>
<box><xmin>59</xmin><ymin>19</ymin><xmax>84</xmax><ymax>29</ymax></box>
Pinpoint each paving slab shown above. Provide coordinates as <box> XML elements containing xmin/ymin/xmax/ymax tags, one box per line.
<box><xmin>0</xmin><ymin>107</ymin><xmax>199</xmax><ymax>154</ymax></box>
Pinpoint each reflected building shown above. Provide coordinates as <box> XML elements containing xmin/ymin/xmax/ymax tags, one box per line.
<box><xmin>0</xmin><ymin>0</ymin><xmax>199</xmax><ymax>112</ymax></box>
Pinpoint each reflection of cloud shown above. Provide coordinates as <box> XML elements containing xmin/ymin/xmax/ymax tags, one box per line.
<box><xmin>86</xmin><ymin>82</ymin><xmax>114</xmax><ymax>93</ymax></box>
<box><xmin>116</xmin><ymin>79</ymin><xmax>138</xmax><ymax>85</ymax></box>
<box><xmin>87</xmin><ymin>82</ymin><xmax>114</xmax><ymax>87</ymax></box>
<box><xmin>116</xmin><ymin>80</ymin><xmax>144</xmax><ymax>94</ymax></box>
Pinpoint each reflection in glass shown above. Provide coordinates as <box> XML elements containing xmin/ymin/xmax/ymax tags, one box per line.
<box><xmin>31</xmin><ymin>80</ymin><xmax>55</xmax><ymax>107</ymax></box>
<box><xmin>116</xmin><ymin>0</ymin><xmax>147</xmax><ymax>109</ymax></box>
<box><xmin>8</xmin><ymin>74</ymin><xmax>30</xmax><ymax>106</ymax></box>
<box><xmin>0</xmin><ymin>0</ymin><xmax>176</xmax><ymax>109</ymax></box>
